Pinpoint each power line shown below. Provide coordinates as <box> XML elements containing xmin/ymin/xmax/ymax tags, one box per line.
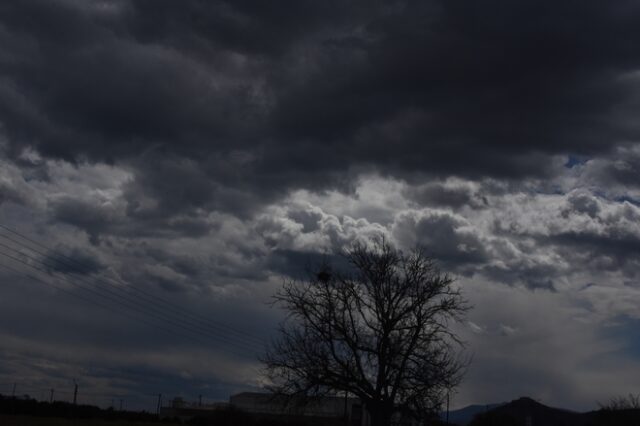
<box><xmin>0</xmin><ymin>242</ymin><xmax>263</xmax><ymax>354</ymax></box>
<box><xmin>0</xmin><ymin>235</ymin><xmax>266</xmax><ymax>353</ymax></box>
<box><xmin>0</xmin><ymin>224</ymin><xmax>263</xmax><ymax>344</ymax></box>
<box><xmin>0</xmin><ymin>224</ymin><xmax>266</xmax><ymax>347</ymax></box>
<box><xmin>0</xmin><ymin>227</ymin><xmax>266</xmax><ymax>347</ymax></box>
<box><xmin>0</xmin><ymin>258</ymin><xmax>251</xmax><ymax>352</ymax></box>
<box><xmin>0</xmin><ymin>252</ymin><xmax>262</xmax><ymax>355</ymax></box>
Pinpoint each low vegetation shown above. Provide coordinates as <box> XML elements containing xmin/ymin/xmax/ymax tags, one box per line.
<box><xmin>0</xmin><ymin>394</ymin><xmax>178</xmax><ymax>425</ymax></box>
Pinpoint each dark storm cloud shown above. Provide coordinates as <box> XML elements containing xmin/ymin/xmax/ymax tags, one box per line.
<box><xmin>0</xmin><ymin>182</ymin><xmax>24</xmax><ymax>205</ymax></box>
<box><xmin>4</xmin><ymin>0</ymin><xmax>640</xmax><ymax>296</ymax></box>
<box><xmin>50</xmin><ymin>190</ymin><xmax>217</xmax><ymax>241</ymax></box>
<box><xmin>265</xmin><ymin>0</ymin><xmax>640</xmax><ymax>178</ymax></box>
<box><xmin>144</xmin><ymin>247</ymin><xmax>205</xmax><ymax>278</ymax></box>
<box><xmin>3</xmin><ymin>1</ymin><xmax>640</xmax><ymax>411</ymax></box>
<box><xmin>265</xmin><ymin>249</ymin><xmax>338</xmax><ymax>281</ymax></box>
<box><xmin>2</xmin><ymin>0</ymin><xmax>640</xmax><ymax>219</ymax></box>
<box><xmin>550</xmin><ymin>231</ymin><xmax>640</xmax><ymax>269</ymax></box>
<box><xmin>126</xmin><ymin>0</ymin><xmax>366</xmax><ymax>56</ymax></box>
<box><xmin>393</xmin><ymin>209</ymin><xmax>488</xmax><ymax>271</ymax></box>
<box><xmin>404</xmin><ymin>182</ymin><xmax>488</xmax><ymax>209</ymax></box>
<box><xmin>563</xmin><ymin>192</ymin><xmax>601</xmax><ymax>219</ymax></box>
<box><xmin>44</xmin><ymin>245</ymin><xmax>104</xmax><ymax>275</ymax></box>
<box><xmin>49</xmin><ymin>197</ymin><xmax>116</xmax><ymax>244</ymax></box>
<box><xmin>584</xmin><ymin>147</ymin><xmax>640</xmax><ymax>189</ymax></box>
<box><xmin>481</xmin><ymin>262</ymin><xmax>558</xmax><ymax>291</ymax></box>
<box><xmin>286</xmin><ymin>208</ymin><xmax>323</xmax><ymax>233</ymax></box>
<box><xmin>0</xmin><ymin>1</ymin><xmax>263</xmax><ymax>163</ymax></box>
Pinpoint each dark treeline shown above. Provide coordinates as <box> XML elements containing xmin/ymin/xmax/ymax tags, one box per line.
<box><xmin>0</xmin><ymin>394</ymin><xmax>176</xmax><ymax>423</ymax></box>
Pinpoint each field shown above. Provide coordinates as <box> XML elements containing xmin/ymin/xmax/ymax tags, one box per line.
<box><xmin>0</xmin><ymin>414</ymin><xmax>180</xmax><ymax>426</ymax></box>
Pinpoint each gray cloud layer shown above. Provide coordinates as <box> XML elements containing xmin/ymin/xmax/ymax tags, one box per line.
<box><xmin>1</xmin><ymin>0</ymin><xmax>640</xmax><ymax>412</ymax></box>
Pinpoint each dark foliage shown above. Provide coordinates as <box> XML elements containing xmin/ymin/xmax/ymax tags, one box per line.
<box><xmin>588</xmin><ymin>407</ymin><xmax>640</xmax><ymax>426</ymax></box>
<box><xmin>597</xmin><ymin>393</ymin><xmax>640</xmax><ymax>410</ymax></box>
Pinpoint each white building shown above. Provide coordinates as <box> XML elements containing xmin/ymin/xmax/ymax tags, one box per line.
<box><xmin>230</xmin><ymin>391</ymin><xmax>369</xmax><ymax>425</ymax></box>
<box><xmin>161</xmin><ymin>391</ymin><xmax>421</xmax><ymax>425</ymax></box>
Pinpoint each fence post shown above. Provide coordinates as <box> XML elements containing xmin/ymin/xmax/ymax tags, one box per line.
<box><xmin>157</xmin><ymin>394</ymin><xmax>162</xmax><ymax>416</ymax></box>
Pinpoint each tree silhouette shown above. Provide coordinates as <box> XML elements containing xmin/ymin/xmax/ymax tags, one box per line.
<box><xmin>599</xmin><ymin>394</ymin><xmax>640</xmax><ymax>410</ymax></box>
<box><xmin>262</xmin><ymin>240</ymin><xmax>469</xmax><ymax>426</ymax></box>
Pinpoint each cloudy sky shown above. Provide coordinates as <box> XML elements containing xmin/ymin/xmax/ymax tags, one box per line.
<box><xmin>1</xmin><ymin>0</ymin><xmax>640</xmax><ymax>412</ymax></box>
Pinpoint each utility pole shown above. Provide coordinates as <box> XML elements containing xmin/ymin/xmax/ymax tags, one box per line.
<box><xmin>73</xmin><ymin>381</ymin><xmax>78</xmax><ymax>405</ymax></box>
<box><xmin>156</xmin><ymin>394</ymin><xmax>162</xmax><ymax>416</ymax></box>
<box><xmin>119</xmin><ymin>399</ymin><xmax>123</xmax><ymax>411</ymax></box>
<box><xmin>199</xmin><ymin>394</ymin><xmax>202</xmax><ymax>407</ymax></box>
<box><xmin>50</xmin><ymin>388</ymin><xmax>54</xmax><ymax>403</ymax></box>
<box><xmin>343</xmin><ymin>391</ymin><xmax>348</xmax><ymax>425</ymax></box>
<box><xmin>11</xmin><ymin>383</ymin><xmax>16</xmax><ymax>397</ymax></box>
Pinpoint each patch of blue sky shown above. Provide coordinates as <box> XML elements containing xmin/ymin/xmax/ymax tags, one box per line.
<box><xmin>564</xmin><ymin>154</ymin><xmax>590</xmax><ymax>169</ymax></box>
<box><xmin>615</xmin><ymin>195</ymin><xmax>640</xmax><ymax>206</ymax></box>
<box><xmin>601</xmin><ymin>315</ymin><xmax>640</xmax><ymax>359</ymax></box>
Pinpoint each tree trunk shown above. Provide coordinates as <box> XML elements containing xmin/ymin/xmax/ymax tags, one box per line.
<box><xmin>369</xmin><ymin>404</ymin><xmax>393</xmax><ymax>426</ymax></box>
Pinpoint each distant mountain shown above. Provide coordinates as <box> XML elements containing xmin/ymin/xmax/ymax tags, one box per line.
<box><xmin>445</xmin><ymin>396</ymin><xmax>640</xmax><ymax>426</ymax></box>
<box><xmin>441</xmin><ymin>402</ymin><xmax>505</xmax><ymax>425</ymax></box>
<box><xmin>468</xmin><ymin>397</ymin><xmax>587</xmax><ymax>426</ymax></box>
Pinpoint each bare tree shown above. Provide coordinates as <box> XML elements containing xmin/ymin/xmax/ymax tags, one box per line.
<box><xmin>262</xmin><ymin>240</ymin><xmax>469</xmax><ymax>426</ymax></box>
<box><xmin>599</xmin><ymin>394</ymin><xmax>640</xmax><ymax>411</ymax></box>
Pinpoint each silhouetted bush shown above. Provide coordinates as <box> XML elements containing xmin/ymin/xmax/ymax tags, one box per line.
<box><xmin>588</xmin><ymin>407</ymin><xmax>640</xmax><ymax>426</ymax></box>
